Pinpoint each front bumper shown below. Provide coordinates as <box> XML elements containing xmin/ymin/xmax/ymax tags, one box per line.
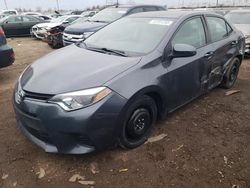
<box><xmin>13</xmin><ymin>88</ymin><xmax>127</xmax><ymax>154</ymax></box>
<box><xmin>0</xmin><ymin>44</ymin><xmax>14</xmax><ymax>68</ymax></box>
<box><xmin>31</xmin><ymin>27</ymin><xmax>47</xmax><ymax>39</ymax></box>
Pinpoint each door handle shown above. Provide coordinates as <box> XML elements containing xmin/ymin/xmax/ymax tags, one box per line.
<box><xmin>231</xmin><ymin>41</ymin><xmax>238</xmax><ymax>45</ymax></box>
<box><xmin>204</xmin><ymin>51</ymin><xmax>214</xmax><ymax>58</ymax></box>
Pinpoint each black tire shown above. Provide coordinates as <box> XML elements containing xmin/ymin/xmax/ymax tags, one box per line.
<box><xmin>220</xmin><ymin>57</ymin><xmax>241</xmax><ymax>89</ymax></box>
<box><xmin>118</xmin><ymin>95</ymin><xmax>157</xmax><ymax>149</ymax></box>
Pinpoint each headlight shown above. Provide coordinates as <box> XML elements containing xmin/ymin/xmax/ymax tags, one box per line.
<box><xmin>83</xmin><ymin>32</ymin><xmax>94</xmax><ymax>38</ymax></box>
<box><xmin>48</xmin><ymin>87</ymin><xmax>112</xmax><ymax>111</ymax></box>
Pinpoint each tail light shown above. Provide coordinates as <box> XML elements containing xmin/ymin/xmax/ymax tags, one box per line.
<box><xmin>0</xmin><ymin>27</ymin><xmax>5</xmax><ymax>36</ymax></box>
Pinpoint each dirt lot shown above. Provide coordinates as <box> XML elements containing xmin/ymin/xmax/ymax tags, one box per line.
<box><xmin>0</xmin><ymin>38</ymin><xmax>250</xmax><ymax>188</ymax></box>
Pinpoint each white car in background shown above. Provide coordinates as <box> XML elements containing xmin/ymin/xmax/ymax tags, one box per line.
<box><xmin>22</xmin><ymin>12</ymin><xmax>43</xmax><ymax>16</ymax></box>
<box><xmin>1</xmin><ymin>9</ymin><xmax>18</xmax><ymax>15</ymax></box>
<box><xmin>31</xmin><ymin>15</ymin><xmax>81</xmax><ymax>39</ymax></box>
<box><xmin>225</xmin><ymin>9</ymin><xmax>250</xmax><ymax>55</ymax></box>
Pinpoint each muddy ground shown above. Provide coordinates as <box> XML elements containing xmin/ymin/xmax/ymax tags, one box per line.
<box><xmin>0</xmin><ymin>38</ymin><xmax>250</xmax><ymax>188</ymax></box>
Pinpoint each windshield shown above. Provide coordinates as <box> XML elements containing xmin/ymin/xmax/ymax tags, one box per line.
<box><xmin>84</xmin><ymin>17</ymin><xmax>174</xmax><ymax>55</ymax></box>
<box><xmin>225</xmin><ymin>12</ymin><xmax>250</xmax><ymax>24</ymax></box>
<box><xmin>73</xmin><ymin>17</ymin><xmax>88</xmax><ymax>24</ymax></box>
<box><xmin>50</xmin><ymin>16</ymin><xmax>69</xmax><ymax>23</ymax></box>
<box><xmin>89</xmin><ymin>8</ymin><xmax>128</xmax><ymax>23</ymax></box>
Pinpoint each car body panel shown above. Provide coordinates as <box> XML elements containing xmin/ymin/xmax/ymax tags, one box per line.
<box><xmin>0</xmin><ymin>44</ymin><xmax>14</xmax><ymax>68</ymax></box>
<box><xmin>0</xmin><ymin>15</ymin><xmax>45</xmax><ymax>36</ymax></box>
<box><xmin>0</xmin><ymin>27</ymin><xmax>14</xmax><ymax>68</ymax></box>
<box><xmin>13</xmin><ymin>90</ymin><xmax>127</xmax><ymax>154</ymax></box>
<box><xmin>13</xmin><ymin>11</ymin><xmax>244</xmax><ymax>154</ymax></box>
<box><xmin>21</xmin><ymin>44</ymin><xmax>141</xmax><ymax>95</ymax></box>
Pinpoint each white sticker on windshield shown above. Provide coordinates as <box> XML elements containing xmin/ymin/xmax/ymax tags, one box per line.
<box><xmin>149</xmin><ymin>20</ymin><xmax>173</xmax><ymax>26</ymax></box>
<box><xmin>118</xmin><ymin>11</ymin><xmax>127</xmax><ymax>14</ymax></box>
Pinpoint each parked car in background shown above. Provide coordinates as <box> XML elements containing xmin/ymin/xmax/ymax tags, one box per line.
<box><xmin>0</xmin><ymin>27</ymin><xmax>14</xmax><ymax>68</ymax></box>
<box><xmin>63</xmin><ymin>4</ymin><xmax>166</xmax><ymax>46</ymax></box>
<box><xmin>46</xmin><ymin>25</ymin><xmax>65</xmax><ymax>49</ymax></box>
<box><xmin>225</xmin><ymin>9</ymin><xmax>250</xmax><ymax>55</ymax></box>
<box><xmin>67</xmin><ymin>10</ymin><xmax>85</xmax><ymax>15</ymax></box>
<box><xmin>22</xmin><ymin>12</ymin><xmax>43</xmax><ymax>16</ymax></box>
<box><xmin>1</xmin><ymin>10</ymin><xmax>18</xmax><ymax>15</ymax></box>
<box><xmin>0</xmin><ymin>15</ymin><xmax>45</xmax><ymax>37</ymax></box>
<box><xmin>31</xmin><ymin>15</ymin><xmax>81</xmax><ymax>40</ymax></box>
<box><xmin>50</xmin><ymin>13</ymin><xmax>62</xmax><ymax>18</ymax></box>
<box><xmin>81</xmin><ymin>10</ymin><xmax>98</xmax><ymax>18</ymax></box>
<box><xmin>0</xmin><ymin>14</ymin><xmax>8</xmax><ymax>20</ymax></box>
<box><xmin>13</xmin><ymin>11</ymin><xmax>244</xmax><ymax>154</ymax></box>
<box><xmin>35</xmin><ymin>15</ymin><xmax>53</xmax><ymax>21</ymax></box>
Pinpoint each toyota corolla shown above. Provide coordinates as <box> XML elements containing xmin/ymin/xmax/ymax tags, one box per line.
<box><xmin>13</xmin><ymin>11</ymin><xmax>244</xmax><ymax>154</ymax></box>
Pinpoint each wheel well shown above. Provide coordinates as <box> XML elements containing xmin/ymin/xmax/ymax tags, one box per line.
<box><xmin>236</xmin><ymin>55</ymin><xmax>243</xmax><ymax>63</ymax></box>
<box><xmin>145</xmin><ymin>92</ymin><xmax>164</xmax><ymax>119</ymax></box>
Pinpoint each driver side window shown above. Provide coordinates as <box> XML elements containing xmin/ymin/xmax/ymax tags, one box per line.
<box><xmin>172</xmin><ymin>17</ymin><xmax>206</xmax><ymax>49</ymax></box>
<box><xmin>7</xmin><ymin>16</ymin><xmax>22</xmax><ymax>23</ymax></box>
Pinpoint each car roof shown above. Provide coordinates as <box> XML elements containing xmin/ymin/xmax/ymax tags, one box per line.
<box><xmin>128</xmin><ymin>10</ymin><xmax>222</xmax><ymax>19</ymax></box>
<box><xmin>109</xmin><ymin>4</ymin><xmax>164</xmax><ymax>9</ymax></box>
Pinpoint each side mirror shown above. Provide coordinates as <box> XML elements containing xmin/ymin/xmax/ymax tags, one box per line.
<box><xmin>172</xmin><ymin>44</ymin><xmax>197</xmax><ymax>58</ymax></box>
<box><xmin>5</xmin><ymin>21</ymin><xmax>8</xmax><ymax>24</ymax></box>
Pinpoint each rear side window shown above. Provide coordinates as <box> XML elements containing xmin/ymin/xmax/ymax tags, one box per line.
<box><xmin>7</xmin><ymin>16</ymin><xmax>22</xmax><ymax>23</ymax></box>
<box><xmin>66</xmin><ymin>17</ymin><xmax>80</xmax><ymax>23</ymax></box>
<box><xmin>143</xmin><ymin>7</ymin><xmax>158</xmax><ymax>12</ymax></box>
<box><xmin>172</xmin><ymin>17</ymin><xmax>206</xmax><ymax>48</ymax></box>
<box><xmin>206</xmin><ymin>17</ymin><xmax>228</xmax><ymax>42</ymax></box>
<box><xmin>22</xmin><ymin>16</ymin><xmax>39</xmax><ymax>22</ymax></box>
<box><xmin>129</xmin><ymin>7</ymin><xmax>144</xmax><ymax>14</ymax></box>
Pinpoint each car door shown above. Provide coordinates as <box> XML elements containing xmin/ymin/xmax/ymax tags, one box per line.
<box><xmin>164</xmin><ymin>16</ymin><xmax>214</xmax><ymax>111</ymax></box>
<box><xmin>205</xmin><ymin>16</ymin><xmax>238</xmax><ymax>89</ymax></box>
<box><xmin>21</xmin><ymin>16</ymin><xmax>41</xmax><ymax>35</ymax></box>
<box><xmin>2</xmin><ymin>16</ymin><xmax>23</xmax><ymax>36</ymax></box>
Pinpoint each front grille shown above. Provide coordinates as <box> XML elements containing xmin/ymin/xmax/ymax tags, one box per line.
<box><xmin>25</xmin><ymin>126</ymin><xmax>52</xmax><ymax>144</ymax></box>
<box><xmin>77</xmin><ymin>135</ymin><xmax>93</xmax><ymax>147</ymax></box>
<box><xmin>64</xmin><ymin>30</ymin><xmax>83</xmax><ymax>35</ymax></box>
<box><xmin>23</xmin><ymin>90</ymin><xmax>54</xmax><ymax>101</ymax></box>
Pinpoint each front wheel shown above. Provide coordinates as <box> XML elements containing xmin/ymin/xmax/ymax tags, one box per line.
<box><xmin>118</xmin><ymin>95</ymin><xmax>157</xmax><ymax>149</ymax></box>
<box><xmin>220</xmin><ymin>57</ymin><xmax>241</xmax><ymax>89</ymax></box>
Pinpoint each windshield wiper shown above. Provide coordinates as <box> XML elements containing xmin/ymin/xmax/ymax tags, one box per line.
<box><xmin>90</xmin><ymin>20</ymin><xmax>108</xmax><ymax>23</ymax></box>
<box><xmin>86</xmin><ymin>46</ymin><xmax>128</xmax><ymax>57</ymax></box>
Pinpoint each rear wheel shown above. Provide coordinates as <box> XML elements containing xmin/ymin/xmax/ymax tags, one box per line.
<box><xmin>118</xmin><ymin>95</ymin><xmax>157</xmax><ymax>149</ymax></box>
<box><xmin>220</xmin><ymin>57</ymin><xmax>241</xmax><ymax>89</ymax></box>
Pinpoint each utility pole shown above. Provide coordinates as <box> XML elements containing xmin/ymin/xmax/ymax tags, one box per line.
<box><xmin>56</xmin><ymin>0</ymin><xmax>60</xmax><ymax>11</ymax></box>
<box><xmin>216</xmin><ymin>0</ymin><xmax>219</xmax><ymax>7</ymax></box>
<box><xmin>116</xmin><ymin>0</ymin><xmax>119</xmax><ymax>5</ymax></box>
<box><xmin>3</xmin><ymin>0</ymin><xmax>8</xmax><ymax>9</ymax></box>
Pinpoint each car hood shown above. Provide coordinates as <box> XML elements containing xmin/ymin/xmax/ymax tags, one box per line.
<box><xmin>21</xmin><ymin>45</ymin><xmax>141</xmax><ymax>95</ymax></box>
<box><xmin>234</xmin><ymin>24</ymin><xmax>250</xmax><ymax>36</ymax></box>
<box><xmin>34</xmin><ymin>22</ymin><xmax>62</xmax><ymax>28</ymax></box>
<box><xmin>64</xmin><ymin>21</ymin><xmax>107</xmax><ymax>34</ymax></box>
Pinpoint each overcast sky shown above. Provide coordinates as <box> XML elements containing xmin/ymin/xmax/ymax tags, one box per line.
<box><xmin>0</xmin><ymin>0</ymin><xmax>248</xmax><ymax>10</ymax></box>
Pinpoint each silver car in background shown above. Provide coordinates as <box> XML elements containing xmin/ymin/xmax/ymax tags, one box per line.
<box><xmin>225</xmin><ymin>9</ymin><xmax>250</xmax><ymax>55</ymax></box>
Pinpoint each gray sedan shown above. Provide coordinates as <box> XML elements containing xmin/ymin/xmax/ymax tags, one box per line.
<box><xmin>13</xmin><ymin>11</ymin><xmax>244</xmax><ymax>154</ymax></box>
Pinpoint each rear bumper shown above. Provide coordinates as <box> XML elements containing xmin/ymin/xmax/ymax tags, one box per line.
<box><xmin>13</xmin><ymin>86</ymin><xmax>128</xmax><ymax>154</ymax></box>
<box><xmin>0</xmin><ymin>44</ymin><xmax>14</xmax><ymax>68</ymax></box>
